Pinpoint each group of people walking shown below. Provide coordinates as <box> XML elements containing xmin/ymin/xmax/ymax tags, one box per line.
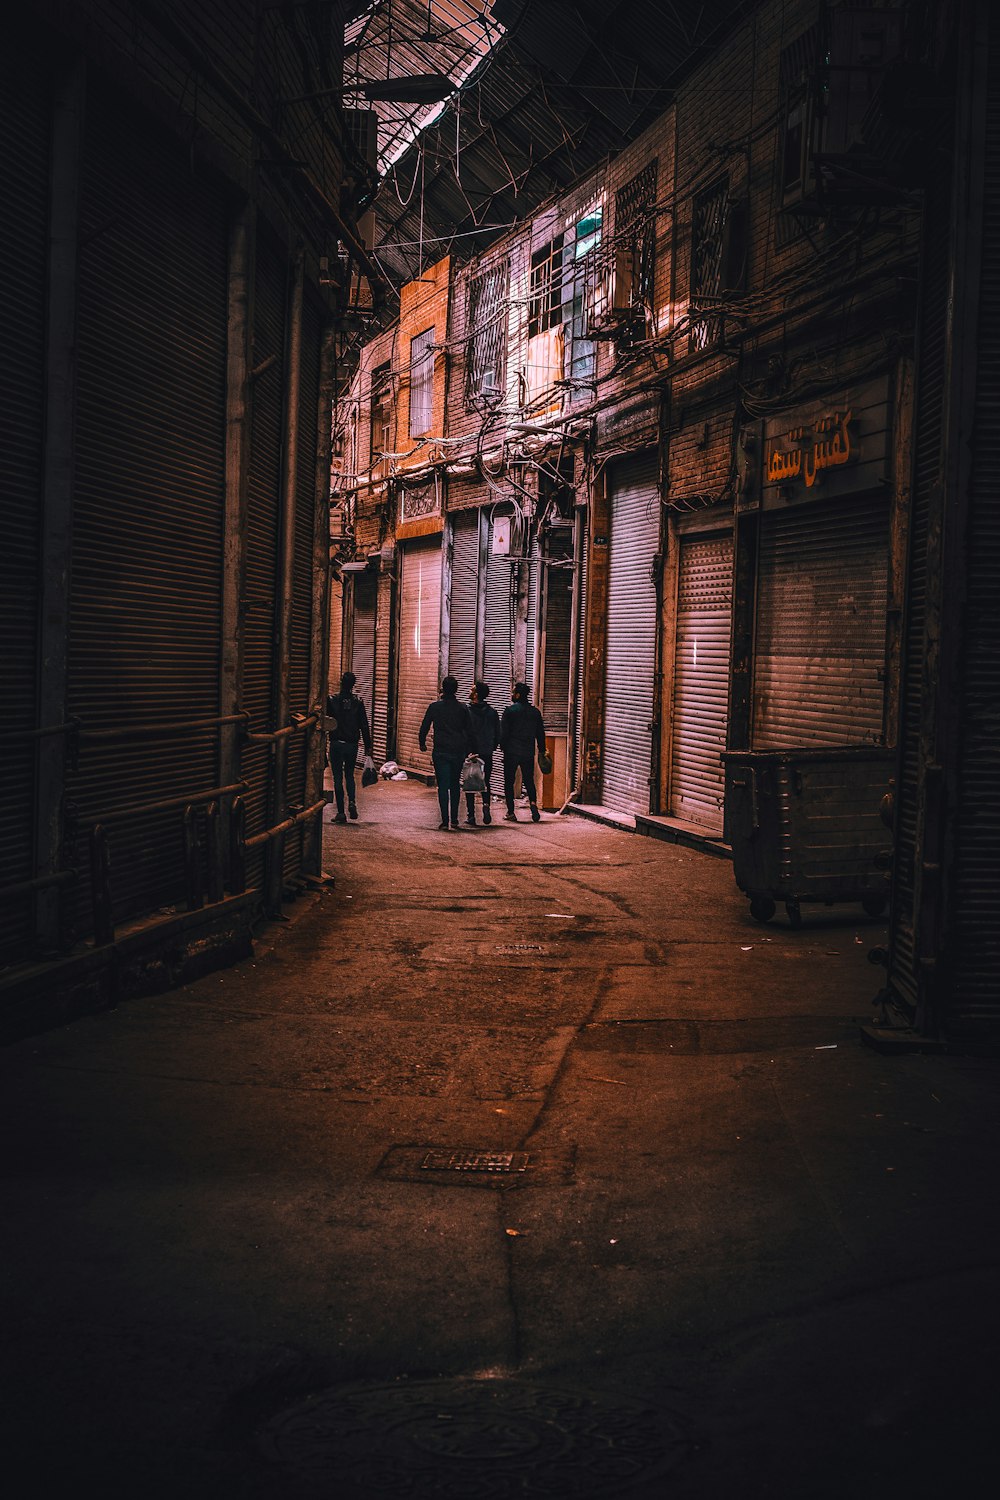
<box><xmin>326</xmin><ymin>671</ymin><xmax>547</xmax><ymax>831</ymax></box>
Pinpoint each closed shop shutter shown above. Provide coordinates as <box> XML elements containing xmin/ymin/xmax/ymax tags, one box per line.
<box><xmin>241</xmin><ymin>227</ymin><xmax>287</xmax><ymax>894</ymax></box>
<box><xmin>351</xmin><ymin>572</ymin><xmax>377</xmax><ymax>725</ymax></box>
<box><xmin>283</xmin><ymin>292</ymin><xmax>322</xmax><ymax>884</ymax></box>
<box><xmin>753</xmin><ymin>494</ymin><xmax>889</xmax><ymax>749</ymax></box>
<box><xmin>670</xmin><ymin>531</ymin><xmax>733</xmax><ymax>832</ymax></box>
<box><xmin>524</xmin><ymin>541</ymin><xmax>540</xmax><ymax>696</ymax></box>
<box><xmin>540</xmin><ymin>530</ymin><xmax>574</xmax><ymax>733</ymax></box>
<box><xmin>0</xmin><ymin>34</ymin><xmax>48</xmax><ymax>960</ymax></box>
<box><xmin>67</xmin><ymin>86</ymin><xmax>228</xmax><ymax>935</ymax></box>
<box><xmin>329</xmin><ymin>574</ymin><xmax>344</xmax><ymax>692</ymax></box>
<box><xmin>448</xmin><ymin>512</ymin><xmax>480</xmax><ymax>701</ymax></box>
<box><xmin>952</xmin><ymin>45</ymin><xmax>1000</xmax><ymax>1036</ymax></box>
<box><xmin>602</xmin><ymin>455</ymin><xmax>660</xmax><ymax>814</ymax></box>
<box><xmin>372</xmin><ymin>571</ymin><xmax>393</xmax><ymax>763</ymax></box>
<box><xmin>396</xmin><ymin>536</ymin><xmax>442</xmax><ymax>771</ymax></box>
<box><xmin>483</xmin><ymin>536</ymin><xmax>517</xmax><ymax>704</ymax></box>
<box><xmin>572</xmin><ymin>512</ymin><xmax>589</xmax><ymax>789</ymax></box>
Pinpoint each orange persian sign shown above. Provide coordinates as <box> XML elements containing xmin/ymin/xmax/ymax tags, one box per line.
<box><xmin>765</xmin><ymin>409</ymin><xmax>854</xmax><ymax>488</ymax></box>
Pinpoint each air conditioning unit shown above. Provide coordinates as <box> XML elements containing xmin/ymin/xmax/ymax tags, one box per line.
<box><xmin>586</xmin><ymin>245</ymin><xmax>637</xmax><ymax>337</ymax></box>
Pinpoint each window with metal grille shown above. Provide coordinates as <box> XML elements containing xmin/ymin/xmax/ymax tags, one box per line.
<box><xmin>616</xmin><ymin>160</ymin><xmax>658</xmax><ymax>320</ymax></box>
<box><xmin>408</xmin><ymin>328</ymin><xmax>434</xmax><ymax>438</ymax></box>
<box><xmin>464</xmin><ymin>260</ymin><xmax>509</xmax><ymax>404</ymax></box>
<box><xmin>370</xmin><ymin>360</ymin><xmax>393</xmax><ymax>476</ymax></box>
<box><xmin>566</xmin><ymin>206</ymin><xmax>602</xmax><ymax>393</ymax></box>
<box><xmin>689</xmin><ymin>177</ymin><xmax>729</xmax><ymax>351</ymax></box>
<box><xmin>778</xmin><ymin>26</ymin><xmax>820</xmax><ymax>214</ymax></box>
<box><xmin>529</xmin><ymin>234</ymin><xmax>565</xmax><ymax>337</ymax></box>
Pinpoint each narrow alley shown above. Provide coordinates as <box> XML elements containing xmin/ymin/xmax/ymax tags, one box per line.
<box><xmin>1</xmin><ymin>782</ymin><xmax>996</xmax><ymax>1498</ymax></box>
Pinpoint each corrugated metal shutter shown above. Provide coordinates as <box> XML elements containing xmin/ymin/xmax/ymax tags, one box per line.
<box><xmin>540</xmin><ymin>530</ymin><xmax>574</xmax><ymax>733</ymax></box>
<box><xmin>483</xmin><ymin>535</ymin><xmax>517</xmax><ymax>705</ymax></box>
<box><xmin>329</xmin><ymin>575</ymin><xmax>344</xmax><ymax>692</ymax></box>
<box><xmin>572</xmin><ymin>512</ymin><xmax>589</xmax><ymax>788</ymax></box>
<box><xmin>524</xmin><ymin>541</ymin><xmax>540</xmax><ymax>695</ymax></box>
<box><xmin>601</xmin><ymin>455</ymin><xmax>660</xmax><ymax>814</ymax></box>
<box><xmin>67</xmin><ymin>86</ymin><xmax>228</xmax><ymax>935</ymax></box>
<box><xmin>351</xmin><ymin>573</ymin><xmax>377</xmax><ymax>725</ymax></box>
<box><xmin>448</xmin><ymin>512</ymin><xmax>480</xmax><ymax>701</ymax></box>
<box><xmin>0</xmin><ymin>35</ymin><xmax>48</xmax><ymax>960</ymax></box>
<box><xmin>283</xmin><ymin>292</ymin><xmax>322</xmax><ymax>883</ymax></box>
<box><xmin>396</xmin><ymin>536</ymin><xmax>442</xmax><ymax>771</ymax></box>
<box><xmin>753</xmin><ymin>495</ymin><xmax>889</xmax><ymax>749</ymax></box>
<box><xmin>241</xmin><ymin>227</ymin><xmax>286</xmax><ymax>895</ymax></box>
<box><xmin>670</xmin><ymin>531</ymin><xmax>733</xmax><ymax>832</ymax></box>
<box><xmin>952</xmin><ymin>36</ymin><xmax>1000</xmax><ymax>1035</ymax></box>
<box><xmin>372</xmin><ymin>571</ymin><xmax>393</xmax><ymax>762</ymax></box>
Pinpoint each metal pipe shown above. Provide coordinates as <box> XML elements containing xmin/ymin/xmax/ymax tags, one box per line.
<box><xmin>0</xmin><ymin>721</ymin><xmax>77</xmax><ymax>746</ymax></box>
<box><xmin>87</xmin><ymin>781</ymin><xmax>247</xmax><ymax>827</ymax></box>
<box><xmin>266</xmin><ymin>245</ymin><xmax>305</xmax><ymax>915</ymax></box>
<box><xmin>245</xmin><ymin>712</ymin><xmax>319</xmax><ymax>746</ymax></box>
<box><xmin>0</xmin><ymin>869</ymin><xmax>77</xmax><ymax>901</ymax></box>
<box><xmin>80</xmin><ymin>712</ymin><xmax>250</xmax><ymax>743</ymax></box>
<box><xmin>35</xmin><ymin>54</ymin><xmax>85</xmax><ymax>953</ymax></box>
<box><xmin>244</xmin><ymin>797</ymin><xmax>328</xmax><ymax>851</ymax></box>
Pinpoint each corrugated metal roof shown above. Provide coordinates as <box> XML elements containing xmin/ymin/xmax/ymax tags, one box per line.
<box><xmin>349</xmin><ymin>0</ymin><xmax>752</xmax><ymax>294</ymax></box>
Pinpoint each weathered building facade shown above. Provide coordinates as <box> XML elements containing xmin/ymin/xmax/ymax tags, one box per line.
<box><xmin>1</xmin><ymin>1</ymin><xmax>376</xmax><ymax>1037</ymax></box>
<box><xmin>334</xmin><ymin>0</ymin><xmax>921</xmax><ymax>812</ymax></box>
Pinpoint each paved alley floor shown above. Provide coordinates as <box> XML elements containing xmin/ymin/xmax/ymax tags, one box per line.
<box><xmin>1</xmin><ymin>779</ymin><xmax>998</xmax><ymax>1498</ymax></box>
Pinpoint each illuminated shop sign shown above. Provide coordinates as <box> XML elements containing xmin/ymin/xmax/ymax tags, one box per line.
<box><xmin>765</xmin><ymin>409</ymin><xmax>854</xmax><ymax>488</ymax></box>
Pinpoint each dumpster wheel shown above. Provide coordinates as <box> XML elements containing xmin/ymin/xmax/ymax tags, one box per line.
<box><xmin>861</xmin><ymin>895</ymin><xmax>887</xmax><ymax>918</ymax></box>
<box><xmin>749</xmin><ymin>896</ymin><xmax>776</xmax><ymax>923</ymax></box>
<box><xmin>785</xmin><ymin>899</ymin><xmax>802</xmax><ymax>928</ymax></box>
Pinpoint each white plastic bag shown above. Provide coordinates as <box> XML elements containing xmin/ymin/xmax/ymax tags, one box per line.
<box><xmin>460</xmin><ymin>754</ymin><xmax>486</xmax><ymax>793</ymax></box>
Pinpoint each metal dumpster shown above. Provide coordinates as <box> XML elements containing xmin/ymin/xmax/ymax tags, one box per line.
<box><xmin>722</xmin><ymin>746</ymin><xmax>892</xmax><ymax>926</ymax></box>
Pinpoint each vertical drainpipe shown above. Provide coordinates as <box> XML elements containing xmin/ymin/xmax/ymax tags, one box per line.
<box><xmin>35</xmin><ymin>54</ymin><xmax>85</xmax><ymax>953</ymax></box>
<box><xmin>267</xmin><ymin>242</ymin><xmax>304</xmax><ymax>916</ymax></box>
<box><xmin>220</xmin><ymin>201</ymin><xmax>253</xmax><ymax>856</ymax></box>
<box><xmin>303</xmin><ymin>321</ymin><xmax>336</xmax><ymax>877</ymax></box>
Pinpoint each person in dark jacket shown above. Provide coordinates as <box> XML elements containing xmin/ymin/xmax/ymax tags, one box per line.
<box><xmin>326</xmin><ymin>670</ymin><xmax>373</xmax><ymax>824</ymax></box>
<box><xmin>465</xmin><ymin>680</ymin><xmax>501</xmax><ymax>826</ymax></box>
<box><xmin>499</xmin><ymin>681</ymin><xmax>546</xmax><ymax>823</ymax></box>
<box><xmin>419</xmin><ymin>675</ymin><xmax>476</xmax><ymax>830</ymax></box>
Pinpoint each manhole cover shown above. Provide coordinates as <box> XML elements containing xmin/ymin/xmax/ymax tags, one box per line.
<box><xmin>257</xmin><ymin>1377</ymin><xmax>694</xmax><ymax>1497</ymax></box>
<box><xmin>421</xmin><ymin>1150</ymin><xmax>529</xmax><ymax>1174</ymax></box>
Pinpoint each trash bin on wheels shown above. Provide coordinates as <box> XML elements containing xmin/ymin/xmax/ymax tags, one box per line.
<box><xmin>722</xmin><ymin>746</ymin><xmax>892</xmax><ymax>927</ymax></box>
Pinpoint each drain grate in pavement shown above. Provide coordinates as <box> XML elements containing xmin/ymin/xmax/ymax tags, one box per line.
<box><xmin>421</xmin><ymin>1149</ymin><xmax>529</xmax><ymax>1174</ymax></box>
<box><xmin>257</xmin><ymin>1376</ymin><xmax>695</xmax><ymax>1497</ymax></box>
<box><xmin>378</xmin><ymin>1144</ymin><xmax>576</xmax><ymax>1187</ymax></box>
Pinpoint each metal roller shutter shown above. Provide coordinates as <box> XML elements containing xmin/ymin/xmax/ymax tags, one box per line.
<box><xmin>602</xmin><ymin>455</ymin><xmax>660</xmax><ymax>814</ymax></box>
<box><xmin>953</xmin><ymin>37</ymin><xmax>1000</xmax><ymax>1034</ymax></box>
<box><xmin>350</xmin><ymin>573</ymin><xmax>377</xmax><ymax>724</ymax></box>
<box><xmin>242</xmin><ymin>227</ymin><xmax>287</xmax><ymax>896</ymax></box>
<box><xmin>396</xmin><ymin>536</ymin><xmax>442</xmax><ymax>772</ymax></box>
<box><xmin>483</xmin><ymin>537</ymin><xmax>517</xmax><ymax>704</ymax></box>
<box><xmin>372</xmin><ymin>571</ymin><xmax>393</xmax><ymax>763</ymax></box>
<box><xmin>572</xmin><ymin>512</ymin><xmax>589</xmax><ymax>789</ymax></box>
<box><xmin>524</xmin><ymin>541</ymin><xmax>540</xmax><ymax>696</ymax></box>
<box><xmin>540</xmin><ymin>530</ymin><xmax>574</xmax><ymax>733</ymax></box>
<box><xmin>0</xmin><ymin>35</ymin><xmax>49</xmax><ymax>960</ymax></box>
<box><xmin>448</xmin><ymin>512</ymin><xmax>480</xmax><ymax>701</ymax></box>
<box><xmin>753</xmin><ymin>495</ymin><xmax>889</xmax><ymax>750</ymax></box>
<box><xmin>329</xmin><ymin>575</ymin><xmax>344</xmax><ymax>693</ymax></box>
<box><xmin>67</xmin><ymin>86</ymin><xmax>228</xmax><ymax>935</ymax></box>
<box><xmin>670</xmin><ymin>531</ymin><xmax>733</xmax><ymax>832</ymax></box>
<box><xmin>283</xmin><ymin>292</ymin><xmax>322</xmax><ymax>884</ymax></box>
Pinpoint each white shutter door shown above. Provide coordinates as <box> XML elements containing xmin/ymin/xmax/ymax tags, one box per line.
<box><xmin>670</xmin><ymin>532</ymin><xmax>733</xmax><ymax>832</ymax></box>
<box><xmin>396</xmin><ymin>536</ymin><xmax>443</xmax><ymax>771</ymax></box>
<box><xmin>753</xmin><ymin>495</ymin><xmax>889</xmax><ymax>748</ymax></box>
<box><xmin>572</xmin><ymin>513</ymin><xmax>589</xmax><ymax>787</ymax></box>
<box><xmin>351</xmin><ymin>576</ymin><xmax>376</xmax><ymax>727</ymax></box>
<box><xmin>448</xmin><ymin>513</ymin><xmax>480</xmax><ymax>701</ymax></box>
<box><xmin>372</xmin><ymin>572</ymin><xmax>392</xmax><ymax>762</ymax></box>
<box><xmin>328</xmin><ymin>575</ymin><xmax>343</xmax><ymax>692</ymax></box>
<box><xmin>483</xmin><ymin>535</ymin><xmax>517</xmax><ymax>705</ymax></box>
<box><xmin>601</xmin><ymin>455</ymin><xmax>660</xmax><ymax>814</ymax></box>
